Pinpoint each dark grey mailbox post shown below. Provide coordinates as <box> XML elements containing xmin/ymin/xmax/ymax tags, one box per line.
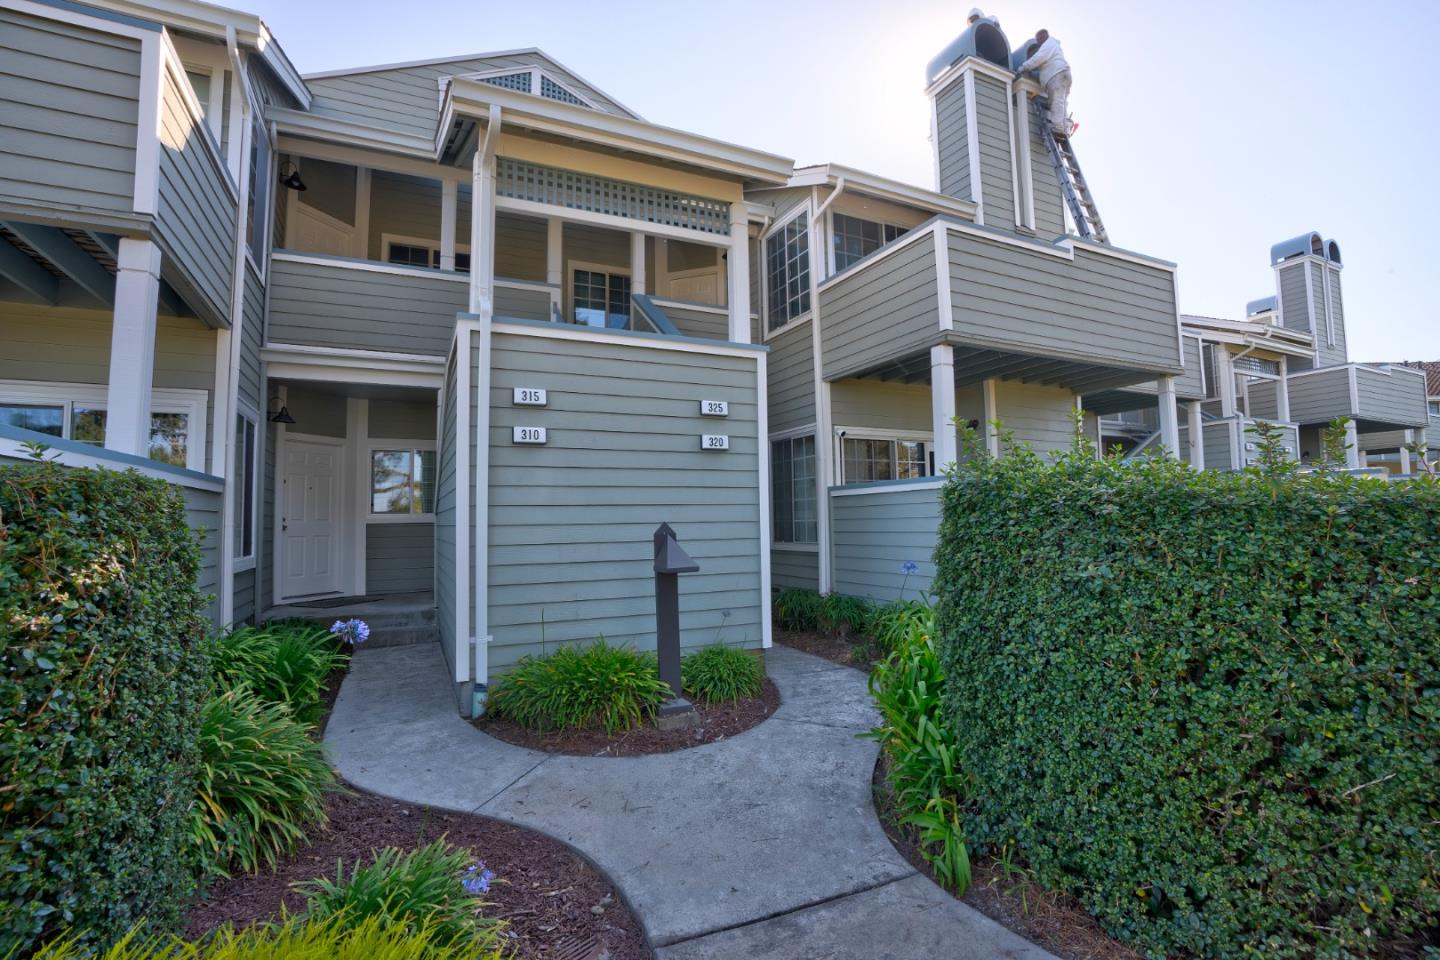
<box><xmin>653</xmin><ymin>522</ymin><xmax>699</xmax><ymax>725</ymax></box>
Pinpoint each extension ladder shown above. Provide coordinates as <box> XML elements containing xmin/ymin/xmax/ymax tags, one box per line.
<box><xmin>1031</xmin><ymin>97</ymin><xmax>1108</xmax><ymax>244</ymax></box>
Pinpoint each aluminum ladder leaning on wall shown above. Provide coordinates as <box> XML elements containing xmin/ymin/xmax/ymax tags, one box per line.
<box><xmin>1031</xmin><ymin>97</ymin><xmax>1109</xmax><ymax>244</ymax></box>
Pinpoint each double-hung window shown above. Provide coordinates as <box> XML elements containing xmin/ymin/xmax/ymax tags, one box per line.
<box><xmin>370</xmin><ymin>447</ymin><xmax>436</xmax><ymax>518</ymax></box>
<box><xmin>246</xmin><ymin>114</ymin><xmax>270</xmax><ymax>260</ymax></box>
<box><xmin>831</xmin><ymin>214</ymin><xmax>906</xmax><ymax>271</ymax></box>
<box><xmin>0</xmin><ymin>382</ymin><xmax>208</xmax><ymax>471</ymax></box>
<box><xmin>765</xmin><ymin>213</ymin><xmax>810</xmax><ymax>332</ymax></box>
<box><xmin>771</xmin><ymin>434</ymin><xmax>817</xmax><ymax>544</ymax></box>
<box><xmin>233</xmin><ymin>412</ymin><xmax>258</xmax><ymax>566</ymax></box>
<box><xmin>572</xmin><ymin>267</ymin><xmax>631</xmax><ymax>328</ymax></box>
<box><xmin>840</xmin><ymin>435</ymin><xmax>929</xmax><ymax>484</ymax></box>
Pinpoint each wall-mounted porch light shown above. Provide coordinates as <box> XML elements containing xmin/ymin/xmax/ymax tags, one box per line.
<box><xmin>267</xmin><ymin>395</ymin><xmax>296</xmax><ymax>424</ymax></box>
<box><xmin>277</xmin><ymin>159</ymin><xmax>307</xmax><ymax>192</ymax></box>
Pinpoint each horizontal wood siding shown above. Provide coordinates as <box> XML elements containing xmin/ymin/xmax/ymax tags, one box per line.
<box><xmin>831</xmin><ymin>485</ymin><xmax>940</xmax><ymax>602</ymax></box>
<box><xmin>994</xmin><ymin>380</ymin><xmax>1075</xmax><ymax>455</ymax></box>
<box><xmin>0</xmin><ymin>10</ymin><xmax>139</xmax><ymax>213</ymax></box>
<box><xmin>238</xmin><ymin>264</ymin><xmax>264</xmax><ymax>409</ymax></box>
<box><xmin>767</xmin><ymin>320</ymin><xmax>816</xmax><ymax>433</ymax></box>
<box><xmin>1029</xmin><ymin>103</ymin><xmax>1066</xmax><ymax>237</ymax></box>
<box><xmin>366</xmin><ymin>523</ymin><xmax>435</xmax><ymax>594</ymax></box>
<box><xmin>496</xmin><ymin>213</ymin><xmax>547</xmax><ymax>281</ymax></box>
<box><xmin>1246</xmin><ymin>379</ymin><xmax>1280</xmax><ymax>421</ymax></box>
<box><xmin>233</xmin><ymin>568</ymin><xmax>255</xmax><ymax>626</ymax></box>
<box><xmin>1358</xmin><ymin>429</ymin><xmax>1408</xmax><ymax>451</ymax></box>
<box><xmin>974</xmin><ymin>75</ymin><xmax>1015</xmax><ymax>232</ymax></box>
<box><xmin>494</xmin><ymin>284</ymin><xmax>552</xmax><ymax>322</ymax></box>
<box><xmin>485</xmin><ymin>331</ymin><xmax>763</xmax><ymax>670</ymax></box>
<box><xmin>267</xmin><ymin>257</ymin><xmax>465</xmax><ymax>355</ymax></box>
<box><xmin>1317</xmin><ymin>266</ymin><xmax>1348</xmax><ymax>368</ymax></box>
<box><xmin>156</xmin><ymin>68</ymin><xmax>235</xmax><ymax>322</ymax></box>
<box><xmin>1287</xmin><ymin>367</ymin><xmax>1354</xmax><ymax>425</ymax></box>
<box><xmin>947</xmin><ymin>231</ymin><xmax>1179</xmax><ymax>371</ymax></box>
<box><xmin>435</xmin><ymin>348</ymin><xmax>458</xmax><ymax>677</ymax></box>
<box><xmin>183</xmin><ymin>484</ymin><xmax>223</xmax><ymax>625</ymax></box>
<box><xmin>654</xmin><ymin>301</ymin><xmax>727</xmax><ymax>341</ymax></box>
<box><xmin>1202</xmin><ymin>421</ymin><xmax>1235</xmax><ymax>471</ymax></box>
<box><xmin>820</xmin><ymin>238</ymin><xmax>939</xmax><ymax>379</ymax></box>
<box><xmin>1278</xmin><ymin>263</ymin><xmax>1311</xmax><ymax>336</ymax></box>
<box><xmin>1355</xmin><ymin>366</ymin><xmax>1428</xmax><ymax>427</ymax></box>
<box><xmin>934</xmin><ymin>80</ymin><xmax>971</xmax><ymax>200</ymax></box>
<box><xmin>831</xmin><ymin>379</ymin><xmax>931</xmax><ymax>432</ymax></box>
<box><xmin>772</xmin><ymin>548</ymin><xmax>819</xmax><ymax>590</ymax></box>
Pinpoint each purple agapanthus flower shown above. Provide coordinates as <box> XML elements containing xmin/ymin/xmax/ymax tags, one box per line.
<box><xmin>461</xmin><ymin>862</ymin><xmax>496</xmax><ymax>895</ymax></box>
<box><xmin>899</xmin><ymin>560</ymin><xmax>920</xmax><ymax>576</ymax></box>
<box><xmin>330</xmin><ymin>618</ymin><xmax>370</xmax><ymax>645</ymax></box>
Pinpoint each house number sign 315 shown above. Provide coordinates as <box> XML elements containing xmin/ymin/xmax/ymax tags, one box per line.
<box><xmin>514</xmin><ymin>387</ymin><xmax>547</xmax><ymax>406</ymax></box>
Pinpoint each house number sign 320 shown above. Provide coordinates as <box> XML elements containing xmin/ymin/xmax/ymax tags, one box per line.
<box><xmin>701</xmin><ymin>434</ymin><xmax>730</xmax><ymax>450</ymax></box>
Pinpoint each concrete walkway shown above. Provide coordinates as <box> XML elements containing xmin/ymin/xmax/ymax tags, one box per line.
<box><xmin>326</xmin><ymin>642</ymin><xmax>1055</xmax><ymax>959</ymax></box>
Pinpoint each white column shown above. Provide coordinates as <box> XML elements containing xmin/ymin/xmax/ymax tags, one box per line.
<box><xmin>469</xmin><ymin>151</ymin><xmax>496</xmax><ymax>317</ymax></box>
<box><xmin>1215</xmin><ymin>347</ymin><xmax>1238</xmax><ymax>418</ymax></box>
<box><xmin>546</xmin><ymin>217</ymin><xmax>563</xmax><ymax>320</ymax></box>
<box><xmin>105</xmin><ymin>238</ymin><xmax>162</xmax><ymax>457</ymax></box>
<box><xmin>727</xmin><ymin>202</ymin><xmax>751</xmax><ymax>343</ymax></box>
<box><xmin>630</xmin><ymin>232</ymin><xmax>646</xmax><ymax>296</ymax></box>
<box><xmin>1344</xmin><ymin>418</ymin><xmax>1361</xmax><ymax>469</ymax></box>
<box><xmin>1399</xmin><ymin>430</ymin><xmax>1413</xmax><ymax>475</ymax></box>
<box><xmin>439</xmin><ymin>179</ymin><xmax>458</xmax><ymax>271</ymax></box>
<box><xmin>931</xmin><ymin>345</ymin><xmax>957</xmax><ymax>470</ymax></box>
<box><xmin>982</xmin><ymin>378</ymin><xmax>1000</xmax><ymax>457</ymax></box>
<box><xmin>353</xmin><ymin>168</ymin><xmax>371</xmax><ymax>260</ymax></box>
<box><xmin>1157</xmin><ymin>375</ymin><xmax>1181</xmax><ymax>459</ymax></box>
<box><xmin>1187</xmin><ymin>400</ymin><xmax>1204</xmax><ymax>469</ymax></box>
<box><xmin>1276</xmin><ymin>358</ymin><xmax>1291</xmax><ymax>423</ymax></box>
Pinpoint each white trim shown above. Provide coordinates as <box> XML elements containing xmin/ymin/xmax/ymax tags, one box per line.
<box><xmin>232</xmin><ymin>403</ymin><xmax>260</xmax><ymax>573</ymax></box>
<box><xmin>135</xmin><ymin>32</ymin><xmax>163</xmax><ymax>216</ymax></box>
<box><xmin>364</xmin><ymin>440</ymin><xmax>439</xmax><ymax>522</ymax></box>
<box><xmin>346</xmin><ymin>398</ymin><xmax>367</xmax><ymax>595</ymax></box>
<box><xmin>1302</xmin><ymin>260</ymin><xmax>1320</xmax><ymax>367</ymax></box>
<box><xmin>830</xmin><ymin>478</ymin><xmax>946</xmax><ymax>497</ymax></box>
<box><xmin>493</xmin><ymin>195</ymin><xmax>731</xmax><ymax>247</ymax></box>
<box><xmin>759</xmin><ymin>202</ymin><xmax>814</xmax><ymax>337</ymax></box>
<box><xmin>489</xmin><ymin>320</ymin><xmax>766</xmax><ymax>361</ymax></box>
<box><xmin>756</xmin><ymin>350</ymin><xmax>772</xmax><ymax>649</ymax></box>
<box><xmin>816</xmin><ymin>219</ymin><xmax>937</xmax><ymax>293</ymax></box>
<box><xmin>931</xmin><ymin>343</ymin><xmax>957</xmax><ymax>469</ymax></box>
<box><xmin>1321</xmin><ymin>264</ymin><xmax>1336</xmax><ymax>348</ymax></box>
<box><xmin>982</xmin><ymin>377</ymin><xmax>999</xmax><ymax>456</ymax></box>
<box><xmin>932</xmin><ymin>224</ymin><xmax>953</xmax><ymax>330</ymax></box>
<box><xmin>471</xmin><ymin>321</ymin><xmax>492</xmax><ymax>690</ymax></box>
<box><xmin>835</xmin><ymin>426</ymin><xmax>936</xmax><ymax>485</ymax></box>
<box><xmin>270</xmin><ymin>250</ymin><xmax>469</xmax><ymax>283</ymax></box>
<box><xmin>451</xmin><ymin>329</ymin><xmax>472</xmax><ymax>684</ymax></box>
<box><xmin>565</xmin><ymin>258</ymin><xmax>631</xmax><ymax>327</ymax></box>
<box><xmin>650</xmin><ymin>296</ymin><xmax>727</xmax><ymax>316</ymax></box>
<box><xmin>450</xmin><ymin>65</ymin><xmax>602</xmax><ymax>113</ymax></box>
<box><xmin>1002</xmin><ymin>73</ymin><xmax>1021</xmax><ymax>230</ymax></box>
<box><xmin>963</xmin><ymin>70</ymin><xmax>983</xmax><ymax>224</ymax></box>
<box><xmin>786</xmin><ymin>163</ymin><xmax>977</xmax><ymax>221</ymax></box>
<box><xmin>1348</xmin><ymin>364</ymin><xmax>1361</xmax><ymax>417</ymax></box>
<box><xmin>1013</xmin><ymin>86</ymin><xmax>1036</xmax><ymax>230</ymax></box>
<box><xmin>269</xmin><ymin>383</ymin><xmax>287</xmax><ymax>607</ymax></box>
<box><xmin>926</xmin><ymin>53</ymin><xmax>1017</xmax><ymax>98</ymax></box>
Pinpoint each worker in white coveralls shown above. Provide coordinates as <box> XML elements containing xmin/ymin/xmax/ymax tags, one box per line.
<box><xmin>1017</xmin><ymin>29</ymin><xmax>1074</xmax><ymax>137</ymax></box>
<box><xmin>967</xmin><ymin>7</ymin><xmax>998</xmax><ymax>27</ymax></box>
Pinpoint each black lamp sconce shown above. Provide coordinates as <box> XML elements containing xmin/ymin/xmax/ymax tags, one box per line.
<box><xmin>267</xmin><ymin>396</ymin><xmax>296</xmax><ymax>425</ymax></box>
<box><xmin>277</xmin><ymin>160</ymin><xmax>307</xmax><ymax>192</ymax></box>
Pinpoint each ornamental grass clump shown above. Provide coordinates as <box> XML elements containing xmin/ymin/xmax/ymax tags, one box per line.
<box><xmin>935</xmin><ymin>419</ymin><xmax>1440</xmax><ymax>957</ymax></box>
<box><xmin>211</xmin><ymin>621</ymin><xmax>347</xmax><ymax>724</ymax></box>
<box><xmin>681</xmin><ymin>645</ymin><xmax>764</xmax><ymax>703</ymax></box>
<box><xmin>191</xmin><ymin>687</ymin><xmax>335</xmax><ymax>875</ymax></box>
<box><xmin>488</xmin><ymin>639</ymin><xmax>671</xmax><ymax>733</ymax></box>
<box><xmin>1</xmin><ymin>461</ymin><xmax>210</xmax><ymax>953</ymax></box>
<box><xmin>772</xmin><ymin>587</ymin><xmax>824</xmax><ymax>631</ymax></box>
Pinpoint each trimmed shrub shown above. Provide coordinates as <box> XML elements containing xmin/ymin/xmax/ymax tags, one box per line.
<box><xmin>935</xmin><ymin>435</ymin><xmax>1440</xmax><ymax>957</ymax></box>
<box><xmin>297</xmin><ymin>840</ymin><xmax>504</xmax><ymax>951</ymax></box>
<box><xmin>31</xmin><ymin>914</ymin><xmax>503</xmax><ymax>960</ymax></box>
<box><xmin>773</xmin><ymin>587</ymin><xmax>824</xmax><ymax>631</ymax></box>
<box><xmin>1</xmin><ymin>462</ymin><xmax>210</xmax><ymax>952</ymax></box>
<box><xmin>488</xmin><ymin>639</ymin><xmax>671</xmax><ymax>733</ymax></box>
<box><xmin>212</xmin><ymin>622</ymin><xmax>346</xmax><ymax>724</ymax></box>
<box><xmin>192</xmin><ymin>687</ymin><xmax>334</xmax><ymax>875</ymax></box>
<box><xmin>682</xmin><ymin>645</ymin><xmax>764</xmax><ymax>702</ymax></box>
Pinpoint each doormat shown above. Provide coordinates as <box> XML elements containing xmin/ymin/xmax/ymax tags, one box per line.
<box><xmin>289</xmin><ymin>595</ymin><xmax>381</xmax><ymax>609</ymax></box>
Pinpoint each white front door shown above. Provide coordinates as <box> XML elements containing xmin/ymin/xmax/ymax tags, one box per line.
<box><xmin>280</xmin><ymin>439</ymin><xmax>341</xmax><ymax>599</ymax></box>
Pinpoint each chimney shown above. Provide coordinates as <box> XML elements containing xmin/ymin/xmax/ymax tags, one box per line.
<box><xmin>1270</xmin><ymin>232</ymin><xmax>1345</xmax><ymax>370</ymax></box>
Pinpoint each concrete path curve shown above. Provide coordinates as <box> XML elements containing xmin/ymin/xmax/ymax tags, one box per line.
<box><xmin>326</xmin><ymin>642</ymin><xmax>1055</xmax><ymax>959</ymax></box>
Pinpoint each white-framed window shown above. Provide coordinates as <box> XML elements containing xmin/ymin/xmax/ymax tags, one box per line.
<box><xmin>830</xmin><ymin>213</ymin><xmax>906</xmax><ymax>272</ymax></box>
<box><xmin>569</xmin><ymin>261</ymin><xmax>631</xmax><ymax>328</ymax></box>
<box><xmin>839</xmin><ymin>430</ymin><xmax>931</xmax><ymax>484</ymax></box>
<box><xmin>246</xmin><ymin>113</ymin><xmax>271</xmax><ymax>261</ymax></box>
<box><xmin>764</xmin><ymin>211</ymin><xmax>810</xmax><ymax>333</ymax></box>
<box><xmin>0</xmin><ymin>381</ymin><xmax>208</xmax><ymax>472</ymax></box>
<box><xmin>233</xmin><ymin>409</ymin><xmax>258</xmax><ymax>569</ymax></box>
<box><xmin>771</xmin><ymin>432</ymin><xmax>817</xmax><ymax>545</ymax></box>
<box><xmin>1429</xmin><ymin>399</ymin><xmax>1440</xmax><ymax>417</ymax></box>
<box><xmin>368</xmin><ymin>444</ymin><xmax>436</xmax><ymax>520</ymax></box>
<box><xmin>381</xmin><ymin>234</ymin><xmax>471</xmax><ymax>272</ymax></box>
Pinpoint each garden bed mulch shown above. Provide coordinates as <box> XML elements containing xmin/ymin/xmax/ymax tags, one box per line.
<box><xmin>473</xmin><ymin>678</ymin><xmax>780</xmax><ymax>757</ymax></box>
<box><xmin>185</xmin><ymin>788</ymin><xmax>652</xmax><ymax>960</ymax></box>
<box><xmin>776</xmin><ymin>628</ymin><xmax>878</xmax><ymax>671</ymax></box>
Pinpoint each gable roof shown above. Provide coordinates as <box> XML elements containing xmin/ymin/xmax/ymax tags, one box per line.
<box><xmin>1398</xmin><ymin>360</ymin><xmax>1440</xmax><ymax>397</ymax></box>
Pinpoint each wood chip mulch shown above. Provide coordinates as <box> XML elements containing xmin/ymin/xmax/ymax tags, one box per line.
<box><xmin>775</xmin><ymin>628</ymin><xmax>879</xmax><ymax>671</ymax></box>
<box><xmin>473</xmin><ymin>678</ymin><xmax>780</xmax><ymax>757</ymax></box>
<box><xmin>184</xmin><ymin>789</ymin><xmax>653</xmax><ymax>960</ymax></box>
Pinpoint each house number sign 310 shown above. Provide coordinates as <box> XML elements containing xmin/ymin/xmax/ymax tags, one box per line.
<box><xmin>513</xmin><ymin>426</ymin><xmax>547</xmax><ymax>444</ymax></box>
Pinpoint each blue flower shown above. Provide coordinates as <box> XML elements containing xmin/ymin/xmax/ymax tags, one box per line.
<box><xmin>461</xmin><ymin>862</ymin><xmax>496</xmax><ymax>895</ymax></box>
<box><xmin>329</xmin><ymin>618</ymin><xmax>370</xmax><ymax>645</ymax></box>
<box><xmin>899</xmin><ymin>561</ymin><xmax>920</xmax><ymax>575</ymax></box>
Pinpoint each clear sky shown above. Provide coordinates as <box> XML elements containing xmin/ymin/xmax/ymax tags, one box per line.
<box><xmin>250</xmin><ymin>0</ymin><xmax>1439</xmax><ymax>362</ymax></box>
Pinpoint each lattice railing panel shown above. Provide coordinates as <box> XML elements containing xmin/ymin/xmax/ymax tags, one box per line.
<box><xmin>482</xmin><ymin>72</ymin><xmax>532</xmax><ymax>92</ymax></box>
<box><xmin>495</xmin><ymin>158</ymin><xmax>729</xmax><ymax>236</ymax></box>
<box><xmin>540</xmin><ymin>75</ymin><xmax>586</xmax><ymax>106</ymax></box>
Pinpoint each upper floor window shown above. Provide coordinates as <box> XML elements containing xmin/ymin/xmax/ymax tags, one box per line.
<box><xmin>185</xmin><ymin>70</ymin><xmax>211</xmax><ymax>113</ymax></box>
<box><xmin>246</xmin><ymin>116</ymin><xmax>271</xmax><ymax>259</ymax></box>
<box><xmin>383</xmin><ymin>235</ymin><xmax>470</xmax><ymax>273</ymax></box>
<box><xmin>840</xmin><ymin>434</ymin><xmax>929</xmax><ymax>484</ymax></box>
<box><xmin>765</xmin><ymin>213</ymin><xmax>810</xmax><ymax>332</ymax></box>
<box><xmin>0</xmin><ymin>383</ymin><xmax>207</xmax><ymax>472</ymax></box>
<box><xmin>573</xmin><ymin>267</ymin><xmax>631</xmax><ymax>328</ymax></box>
<box><xmin>832</xmin><ymin>214</ymin><xmax>906</xmax><ymax>272</ymax></box>
<box><xmin>1429</xmin><ymin>399</ymin><xmax>1440</xmax><ymax>417</ymax></box>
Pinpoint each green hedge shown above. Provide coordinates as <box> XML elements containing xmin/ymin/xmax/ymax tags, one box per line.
<box><xmin>935</xmin><ymin>441</ymin><xmax>1440</xmax><ymax>957</ymax></box>
<box><xmin>1</xmin><ymin>462</ymin><xmax>211</xmax><ymax>953</ymax></box>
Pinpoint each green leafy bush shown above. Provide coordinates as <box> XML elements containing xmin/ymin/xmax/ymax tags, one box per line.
<box><xmin>682</xmin><ymin>645</ymin><xmax>764</xmax><ymax>702</ymax></box>
<box><xmin>488</xmin><ymin>639</ymin><xmax>671</xmax><ymax>733</ymax></box>
<box><xmin>817</xmin><ymin>592</ymin><xmax>874</xmax><ymax>638</ymax></box>
<box><xmin>773</xmin><ymin>587</ymin><xmax>824</xmax><ymax>631</ymax></box>
<box><xmin>31</xmin><ymin>913</ymin><xmax>503</xmax><ymax>960</ymax></box>
<box><xmin>936</xmin><ymin>433</ymin><xmax>1440</xmax><ymax>957</ymax></box>
<box><xmin>192</xmin><ymin>687</ymin><xmax>334</xmax><ymax>875</ymax></box>
<box><xmin>865</xmin><ymin>606</ymin><xmax>970</xmax><ymax>892</ymax></box>
<box><xmin>1</xmin><ymin>462</ymin><xmax>210</xmax><ymax>952</ymax></box>
<box><xmin>297</xmin><ymin>840</ymin><xmax>504</xmax><ymax>951</ymax></box>
<box><xmin>212</xmin><ymin>622</ymin><xmax>346</xmax><ymax>724</ymax></box>
<box><xmin>867</xmin><ymin>599</ymin><xmax>935</xmax><ymax>655</ymax></box>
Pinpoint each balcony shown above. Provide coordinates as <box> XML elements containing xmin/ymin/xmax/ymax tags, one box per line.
<box><xmin>817</xmin><ymin>219</ymin><xmax>1182</xmax><ymax>393</ymax></box>
<box><xmin>1286</xmin><ymin>363</ymin><xmax>1429</xmax><ymax>432</ymax></box>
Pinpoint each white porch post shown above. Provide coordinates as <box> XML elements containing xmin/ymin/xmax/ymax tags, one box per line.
<box><xmin>727</xmin><ymin>202</ymin><xmax>751</xmax><ymax>343</ymax></box>
<box><xmin>1215</xmin><ymin>348</ymin><xmax>1238</xmax><ymax>418</ymax></box>
<box><xmin>630</xmin><ymin>232</ymin><xmax>646</xmax><ymax>296</ymax></box>
<box><xmin>105</xmin><ymin>238</ymin><xmax>162</xmax><ymax>457</ymax></box>
<box><xmin>930</xmin><ymin>345</ymin><xmax>958</xmax><ymax>470</ymax></box>
<box><xmin>1187</xmin><ymin>400</ymin><xmax>1204</xmax><ymax>470</ymax></box>
<box><xmin>1276</xmin><ymin>357</ymin><xmax>1291</xmax><ymax>422</ymax></box>
<box><xmin>353</xmin><ymin>168</ymin><xmax>371</xmax><ymax>260</ymax></box>
<box><xmin>546</xmin><ymin>217</ymin><xmax>563</xmax><ymax>320</ymax></box>
<box><xmin>982</xmin><ymin>378</ymin><xmax>1000</xmax><ymax>457</ymax></box>
<box><xmin>469</xmin><ymin>124</ymin><xmax>498</xmax><ymax>317</ymax></box>
<box><xmin>440</xmin><ymin>179</ymin><xmax>458</xmax><ymax>271</ymax></box>
<box><xmin>1157</xmin><ymin>375</ymin><xmax>1181</xmax><ymax>459</ymax></box>
<box><xmin>1400</xmin><ymin>430</ymin><xmax>1413</xmax><ymax>475</ymax></box>
<box><xmin>1344</xmin><ymin>418</ymin><xmax>1361</xmax><ymax>469</ymax></box>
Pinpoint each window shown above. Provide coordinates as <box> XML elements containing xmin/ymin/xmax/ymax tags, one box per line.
<box><xmin>0</xmin><ymin>383</ymin><xmax>207</xmax><ymax>471</ymax></box>
<box><xmin>572</xmin><ymin>268</ymin><xmax>631</xmax><ymax>328</ymax></box>
<box><xmin>765</xmin><ymin>213</ymin><xmax>810</xmax><ymax>331</ymax></box>
<box><xmin>185</xmin><ymin>70</ymin><xmax>211</xmax><ymax>113</ymax></box>
<box><xmin>1429</xmin><ymin>400</ymin><xmax>1440</xmax><ymax>417</ymax></box>
<box><xmin>381</xmin><ymin>236</ymin><xmax>470</xmax><ymax>272</ymax></box>
<box><xmin>370</xmin><ymin>448</ymin><xmax>436</xmax><ymax>517</ymax></box>
<box><xmin>233</xmin><ymin>413</ymin><xmax>257</xmax><ymax>563</ymax></box>
<box><xmin>246</xmin><ymin>115</ymin><xmax>270</xmax><ymax>259</ymax></box>
<box><xmin>386</xmin><ymin>243</ymin><xmax>431</xmax><ymax>268</ymax></box>
<box><xmin>771</xmin><ymin>434</ymin><xmax>817</xmax><ymax>544</ymax></box>
<box><xmin>841</xmin><ymin>436</ymin><xmax>929</xmax><ymax>484</ymax></box>
<box><xmin>831</xmin><ymin>213</ymin><xmax>906</xmax><ymax>271</ymax></box>
<box><xmin>1233</xmin><ymin>356</ymin><xmax>1281</xmax><ymax>376</ymax></box>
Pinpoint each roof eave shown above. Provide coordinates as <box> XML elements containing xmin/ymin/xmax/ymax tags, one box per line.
<box><xmin>786</xmin><ymin>163</ymin><xmax>978</xmax><ymax>218</ymax></box>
